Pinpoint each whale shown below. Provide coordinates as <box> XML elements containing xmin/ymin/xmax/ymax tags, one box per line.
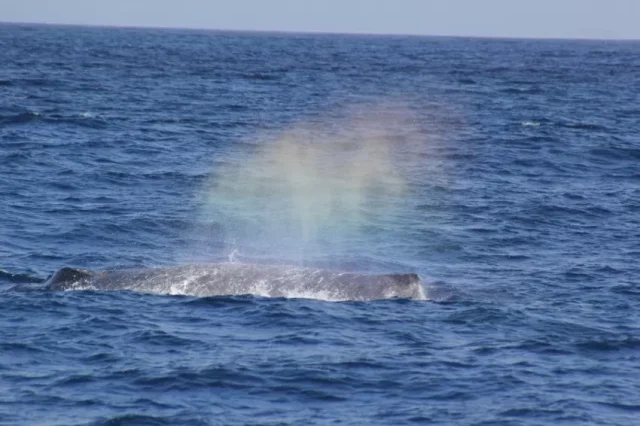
<box><xmin>44</xmin><ymin>263</ymin><xmax>425</xmax><ymax>302</ymax></box>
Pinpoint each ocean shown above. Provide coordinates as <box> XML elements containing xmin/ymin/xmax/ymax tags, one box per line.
<box><xmin>1</xmin><ymin>23</ymin><xmax>639</xmax><ymax>425</ymax></box>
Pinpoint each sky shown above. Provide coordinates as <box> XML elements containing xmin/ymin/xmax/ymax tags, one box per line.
<box><xmin>1</xmin><ymin>0</ymin><xmax>639</xmax><ymax>40</ymax></box>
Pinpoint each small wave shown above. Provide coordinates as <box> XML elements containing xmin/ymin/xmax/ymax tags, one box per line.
<box><xmin>0</xmin><ymin>341</ymin><xmax>49</xmax><ymax>354</ymax></box>
<box><xmin>502</xmin><ymin>87</ymin><xmax>543</xmax><ymax>95</ymax></box>
<box><xmin>611</xmin><ymin>285</ymin><xmax>640</xmax><ymax>295</ymax></box>
<box><xmin>594</xmin><ymin>401</ymin><xmax>640</xmax><ymax>412</ymax></box>
<box><xmin>22</xmin><ymin>78</ymin><xmax>52</xmax><ymax>87</ymax></box>
<box><xmin>560</xmin><ymin>122</ymin><xmax>608</xmax><ymax>131</ymax></box>
<box><xmin>521</xmin><ymin>121</ymin><xmax>541</xmax><ymax>127</ymax></box>
<box><xmin>20</xmin><ymin>77</ymin><xmax>59</xmax><ymax>87</ymax></box>
<box><xmin>130</xmin><ymin>364</ymin><xmax>265</xmax><ymax>391</ymax></box>
<box><xmin>589</xmin><ymin>147</ymin><xmax>640</xmax><ymax>161</ymax></box>
<box><xmin>87</xmin><ymin>414</ymin><xmax>171</xmax><ymax>426</ymax></box>
<box><xmin>575</xmin><ymin>336</ymin><xmax>640</xmax><ymax>352</ymax></box>
<box><xmin>0</xmin><ymin>111</ymin><xmax>40</xmax><ymax>125</ymax></box>
<box><xmin>443</xmin><ymin>307</ymin><xmax>511</xmax><ymax>324</ymax></box>
<box><xmin>184</xmin><ymin>295</ymin><xmax>258</xmax><ymax>306</ymax></box>
<box><xmin>126</xmin><ymin>329</ymin><xmax>200</xmax><ymax>347</ymax></box>
<box><xmin>242</xmin><ymin>72</ymin><xmax>279</xmax><ymax>81</ymax></box>
<box><xmin>0</xmin><ymin>110</ymin><xmax>106</xmax><ymax>128</ymax></box>
<box><xmin>44</xmin><ymin>113</ymin><xmax>108</xmax><ymax>129</ymax></box>
<box><xmin>0</xmin><ymin>269</ymin><xmax>44</xmax><ymax>284</ymax></box>
<box><xmin>223</xmin><ymin>104</ymin><xmax>250</xmax><ymax>112</ymax></box>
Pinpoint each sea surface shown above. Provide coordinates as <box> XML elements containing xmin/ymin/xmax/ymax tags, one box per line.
<box><xmin>1</xmin><ymin>23</ymin><xmax>640</xmax><ymax>425</ymax></box>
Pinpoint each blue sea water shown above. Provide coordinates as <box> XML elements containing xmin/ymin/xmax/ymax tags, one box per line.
<box><xmin>1</xmin><ymin>22</ymin><xmax>640</xmax><ymax>425</ymax></box>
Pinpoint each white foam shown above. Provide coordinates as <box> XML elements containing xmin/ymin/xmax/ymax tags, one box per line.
<box><xmin>521</xmin><ymin>121</ymin><xmax>541</xmax><ymax>127</ymax></box>
<box><xmin>416</xmin><ymin>283</ymin><xmax>429</xmax><ymax>300</ymax></box>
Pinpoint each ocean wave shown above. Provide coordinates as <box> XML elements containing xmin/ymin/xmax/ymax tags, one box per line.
<box><xmin>0</xmin><ymin>111</ymin><xmax>40</xmax><ymax>125</ymax></box>
<box><xmin>241</xmin><ymin>72</ymin><xmax>280</xmax><ymax>81</ymax></box>
<box><xmin>559</xmin><ymin>121</ymin><xmax>608</xmax><ymax>131</ymax></box>
<box><xmin>501</xmin><ymin>87</ymin><xmax>544</xmax><ymax>95</ymax></box>
<box><xmin>0</xmin><ymin>110</ymin><xmax>109</xmax><ymax>128</ymax></box>
<box><xmin>575</xmin><ymin>336</ymin><xmax>640</xmax><ymax>351</ymax></box>
<box><xmin>0</xmin><ymin>269</ymin><xmax>43</xmax><ymax>284</ymax></box>
<box><xmin>87</xmin><ymin>414</ymin><xmax>173</xmax><ymax>426</ymax></box>
<box><xmin>590</xmin><ymin>146</ymin><xmax>640</xmax><ymax>161</ymax></box>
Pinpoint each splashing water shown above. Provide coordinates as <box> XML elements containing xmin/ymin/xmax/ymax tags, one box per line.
<box><xmin>228</xmin><ymin>248</ymin><xmax>241</xmax><ymax>263</ymax></box>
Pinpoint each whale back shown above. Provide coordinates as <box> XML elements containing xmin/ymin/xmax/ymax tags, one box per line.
<box><xmin>45</xmin><ymin>267</ymin><xmax>93</xmax><ymax>289</ymax></box>
<box><xmin>389</xmin><ymin>273</ymin><xmax>422</xmax><ymax>298</ymax></box>
<box><xmin>388</xmin><ymin>273</ymin><xmax>419</xmax><ymax>286</ymax></box>
<box><xmin>44</xmin><ymin>264</ymin><xmax>425</xmax><ymax>301</ymax></box>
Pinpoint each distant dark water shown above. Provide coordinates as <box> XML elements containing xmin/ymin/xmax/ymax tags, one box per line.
<box><xmin>1</xmin><ymin>23</ymin><xmax>640</xmax><ymax>425</ymax></box>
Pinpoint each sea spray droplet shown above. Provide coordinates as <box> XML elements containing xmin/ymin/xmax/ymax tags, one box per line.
<box><xmin>188</xmin><ymin>103</ymin><xmax>430</xmax><ymax>264</ymax></box>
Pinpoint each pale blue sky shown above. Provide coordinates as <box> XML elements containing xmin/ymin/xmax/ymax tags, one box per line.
<box><xmin>1</xmin><ymin>0</ymin><xmax>639</xmax><ymax>40</ymax></box>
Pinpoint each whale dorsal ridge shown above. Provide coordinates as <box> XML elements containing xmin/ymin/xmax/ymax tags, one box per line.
<box><xmin>47</xmin><ymin>267</ymin><xmax>93</xmax><ymax>285</ymax></box>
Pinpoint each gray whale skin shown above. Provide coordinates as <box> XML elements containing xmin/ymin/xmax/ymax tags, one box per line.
<box><xmin>45</xmin><ymin>263</ymin><xmax>424</xmax><ymax>302</ymax></box>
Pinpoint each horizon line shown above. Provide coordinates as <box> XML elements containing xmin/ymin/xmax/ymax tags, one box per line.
<box><xmin>1</xmin><ymin>20</ymin><xmax>639</xmax><ymax>42</ymax></box>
